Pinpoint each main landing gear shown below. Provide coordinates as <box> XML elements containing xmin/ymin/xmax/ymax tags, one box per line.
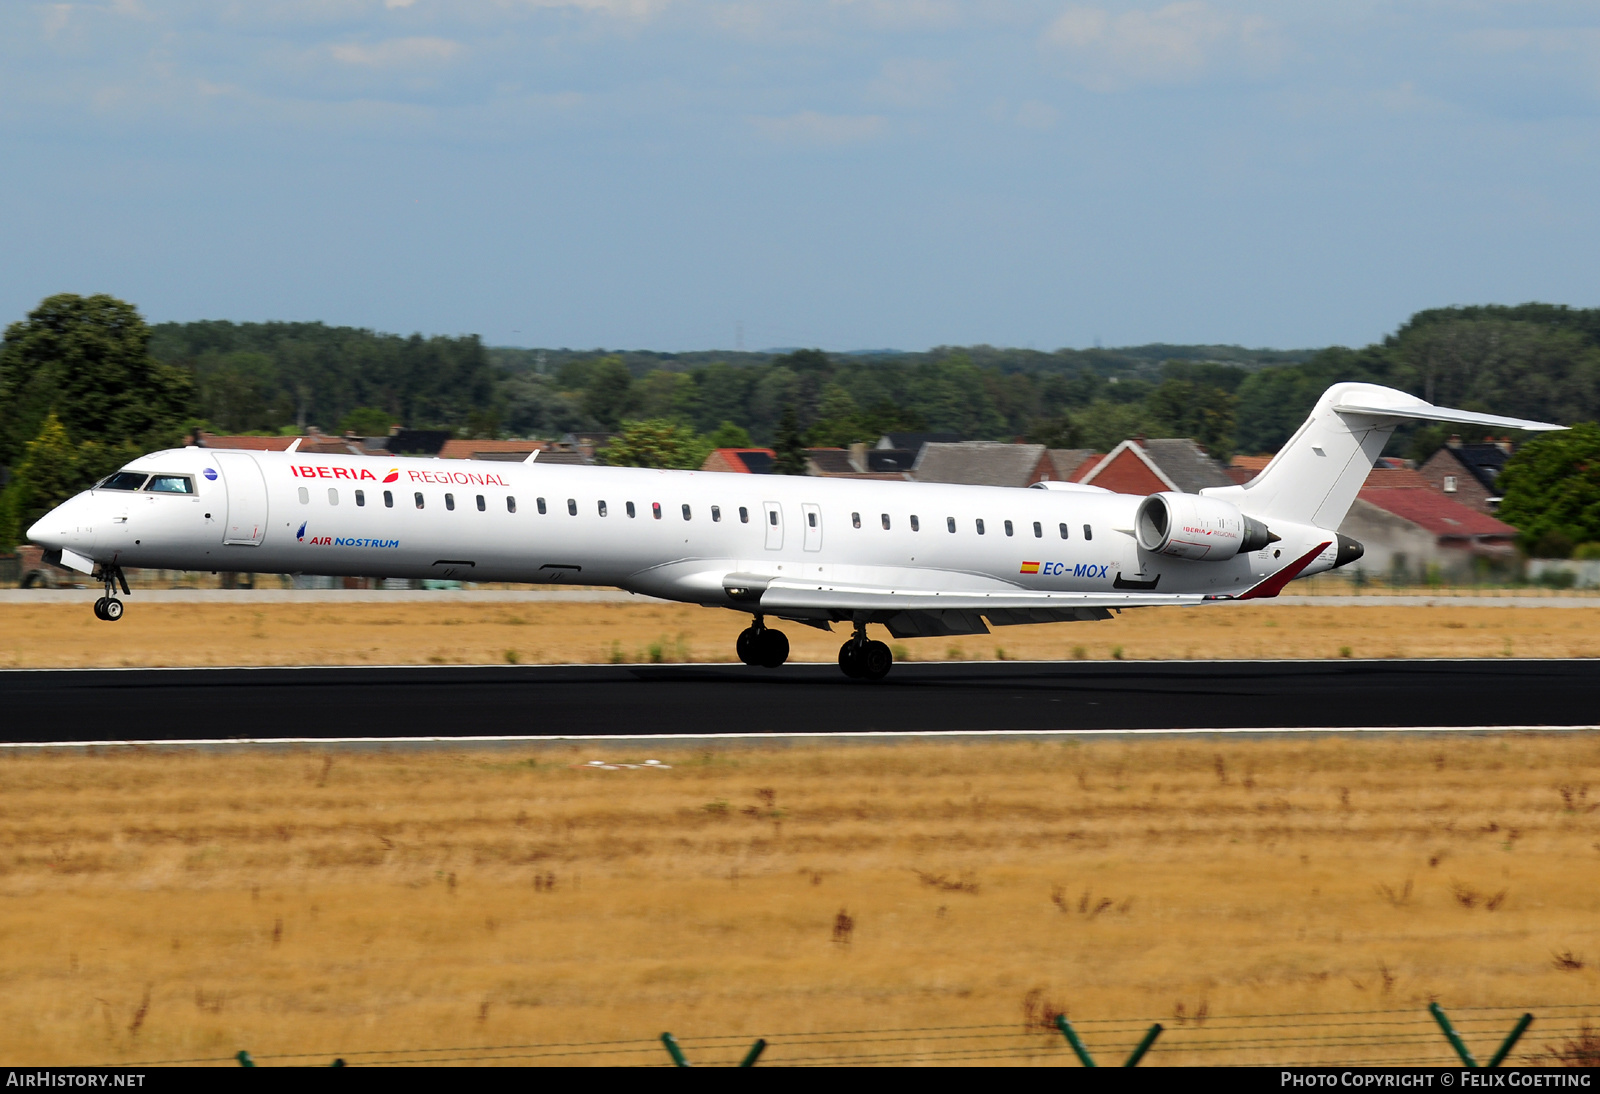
<box><xmin>93</xmin><ymin>566</ymin><xmax>129</xmax><ymax>622</ymax></box>
<box><xmin>838</xmin><ymin>623</ymin><xmax>893</xmax><ymax>682</ymax></box>
<box><xmin>736</xmin><ymin>616</ymin><xmax>790</xmax><ymax>668</ymax></box>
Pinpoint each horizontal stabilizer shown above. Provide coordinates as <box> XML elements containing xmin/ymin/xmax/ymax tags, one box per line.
<box><xmin>1331</xmin><ymin>401</ymin><xmax>1566</xmax><ymax>433</ymax></box>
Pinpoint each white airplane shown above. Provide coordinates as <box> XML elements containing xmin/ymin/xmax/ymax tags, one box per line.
<box><xmin>27</xmin><ymin>382</ymin><xmax>1562</xmax><ymax>680</ymax></box>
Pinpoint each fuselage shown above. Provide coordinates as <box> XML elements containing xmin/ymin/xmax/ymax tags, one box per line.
<box><xmin>28</xmin><ymin>446</ymin><xmax>1339</xmax><ymax>609</ymax></box>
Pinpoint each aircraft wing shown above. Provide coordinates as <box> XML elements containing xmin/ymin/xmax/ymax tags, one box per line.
<box><xmin>726</xmin><ymin>574</ymin><xmax>1205</xmax><ymax>637</ymax></box>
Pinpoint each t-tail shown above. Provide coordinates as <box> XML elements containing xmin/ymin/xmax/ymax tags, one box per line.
<box><xmin>1199</xmin><ymin>382</ymin><xmax>1566</xmax><ymax>533</ymax></box>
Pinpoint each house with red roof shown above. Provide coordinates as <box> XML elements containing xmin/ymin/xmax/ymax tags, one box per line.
<box><xmin>1339</xmin><ymin>468</ymin><xmax>1518</xmax><ymax>581</ymax></box>
<box><xmin>701</xmin><ymin>448</ymin><xmax>777</xmax><ymax>474</ymax></box>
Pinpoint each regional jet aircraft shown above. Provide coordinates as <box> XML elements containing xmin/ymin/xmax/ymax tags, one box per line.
<box><xmin>27</xmin><ymin>383</ymin><xmax>1563</xmax><ymax>679</ymax></box>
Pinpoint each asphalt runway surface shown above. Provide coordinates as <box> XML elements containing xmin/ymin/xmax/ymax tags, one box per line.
<box><xmin>3</xmin><ymin>659</ymin><xmax>1598</xmax><ymax>743</ymax></box>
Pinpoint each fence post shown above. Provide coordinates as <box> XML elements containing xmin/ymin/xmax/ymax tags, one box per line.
<box><xmin>1054</xmin><ymin>1015</ymin><xmax>1097</xmax><ymax>1067</ymax></box>
<box><xmin>739</xmin><ymin>1039</ymin><xmax>768</xmax><ymax>1067</ymax></box>
<box><xmin>1429</xmin><ymin>1003</ymin><xmax>1479</xmax><ymax>1067</ymax></box>
<box><xmin>1124</xmin><ymin>1024</ymin><xmax>1163</xmax><ymax>1067</ymax></box>
<box><xmin>660</xmin><ymin>1032</ymin><xmax>691</xmax><ymax>1067</ymax></box>
<box><xmin>1487</xmin><ymin>1014</ymin><xmax>1534</xmax><ymax>1068</ymax></box>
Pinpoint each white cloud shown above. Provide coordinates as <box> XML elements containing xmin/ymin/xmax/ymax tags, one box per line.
<box><xmin>750</xmin><ymin>110</ymin><xmax>887</xmax><ymax>146</ymax></box>
<box><xmin>867</xmin><ymin>58</ymin><xmax>953</xmax><ymax>107</ymax></box>
<box><xmin>329</xmin><ymin>36</ymin><xmax>464</xmax><ymax>67</ymax></box>
<box><xmin>1014</xmin><ymin>98</ymin><xmax>1056</xmax><ymax>129</ymax></box>
<box><xmin>828</xmin><ymin>0</ymin><xmax>962</xmax><ymax>32</ymax></box>
<box><xmin>1042</xmin><ymin>2</ymin><xmax>1284</xmax><ymax>92</ymax></box>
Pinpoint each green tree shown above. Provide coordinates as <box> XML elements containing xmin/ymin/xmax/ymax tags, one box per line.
<box><xmin>1</xmin><ymin>293</ymin><xmax>191</xmax><ymax>466</ymax></box>
<box><xmin>581</xmin><ymin>357</ymin><xmax>636</xmax><ymax>429</ymax></box>
<box><xmin>771</xmin><ymin>404</ymin><xmax>808</xmax><ymax>475</ymax></box>
<box><xmin>706</xmin><ymin>421</ymin><xmax>753</xmax><ymax>449</ymax></box>
<box><xmin>1496</xmin><ymin>423</ymin><xmax>1600</xmax><ymax>556</ymax></box>
<box><xmin>338</xmin><ymin>406</ymin><xmax>397</xmax><ymax>436</ymax></box>
<box><xmin>599</xmin><ymin>419</ymin><xmax>712</xmax><ymax>470</ymax></box>
<box><xmin>0</xmin><ymin>413</ymin><xmax>112</xmax><ymax>550</ymax></box>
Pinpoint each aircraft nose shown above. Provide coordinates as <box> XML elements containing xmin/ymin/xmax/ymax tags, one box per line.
<box><xmin>26</xmin><ymin>513</ymin><xmax>64</xmax><ymax>550</ymax></box>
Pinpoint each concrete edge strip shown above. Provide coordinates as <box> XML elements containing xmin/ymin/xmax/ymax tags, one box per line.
<box><xmin>3</xmin><ymin>656</ymin><xmax>1597</xmax><ymax>675</ymax></box>
<box><xmin>3</xmin><ymin>725</ymin><xmax>1596</xmax><ymax>749</ymax></box>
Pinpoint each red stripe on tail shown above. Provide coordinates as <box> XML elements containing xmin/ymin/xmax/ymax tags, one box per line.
<box><xmin>1237</xmin><ymin>542</ymin><xmax>1331</xmax><ymax>600</ymax></box>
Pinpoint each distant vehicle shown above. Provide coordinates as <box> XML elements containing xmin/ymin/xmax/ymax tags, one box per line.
<box><xmin>28</xmin><ymin>383</ymin><xmax>1563</xmax><ymax>680</ymax></box>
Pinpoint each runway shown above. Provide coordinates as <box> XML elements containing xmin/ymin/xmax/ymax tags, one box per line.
<box><xmin>3</xmin><ymin>659</ymin><xmax>1598</xmax><ymax>744</ymax></box>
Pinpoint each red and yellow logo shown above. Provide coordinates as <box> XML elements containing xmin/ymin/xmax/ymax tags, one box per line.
<box><xmin>382</xmin><ymin>468</ymin><xmax>400</xmax><ymax>483</ymax></box>
<box><xmin>1019</xmin><ymin>561</ymin><xmax>1041</xmax><ymax>574</ymax></box>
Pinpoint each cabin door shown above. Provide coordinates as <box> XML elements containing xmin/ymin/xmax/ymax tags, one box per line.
<box><xmin>214</xmin><ymin>451</ymin><xmax>269</xmax><ymax>546</ymax></box>
<box><xmin>762</xmin><ymin>501</ymin><xmax>783</xmax><ymax>550</ymax></box>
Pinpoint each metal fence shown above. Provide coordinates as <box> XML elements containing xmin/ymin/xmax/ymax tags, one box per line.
<box><xmin>114</xmin><ymin>1002</ymin><xmax>1600</xmax><ymax>1067</ymax></box>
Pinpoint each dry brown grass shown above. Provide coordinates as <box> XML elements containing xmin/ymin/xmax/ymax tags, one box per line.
<box><xmin>2</xmin><ymin>734</ymin><xmax>1598</xmax><ymax>1066</ymax></box>
<box><xmin>3</xmin><ymin>601</ymin><xmax>1600</xmax><ymax>668</ymax></box>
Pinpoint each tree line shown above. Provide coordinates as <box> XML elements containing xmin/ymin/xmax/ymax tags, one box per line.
<box><xmin>5</xmin><ymin>293</ymin><xmax>1600</xmax><ymax>554</ymax></box>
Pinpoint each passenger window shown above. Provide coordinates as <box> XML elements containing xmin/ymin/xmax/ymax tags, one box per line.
<box><xmin>536</xmin><ymin>497</ymin><xmax>547</xmax><ymax>515</ymax></box>
<box><xmin>445</xmin><ymin>493</ymin><xmax>455</xmax><ymax>511</ymax></box>
<box><xmin>852</xmin><ymin>512</ymin><xmax>861</xmax><ymax>529</ymax></box>
<box><xmin>712</xmin><ymin>505</ymin><xmax>721</xmax><ymax>522</ymax></box>
<box><xmin>355</xmin><ymin>489</ymin><xmax>365</xmax><ymax>507</ymax></box>
<box><xmin>1083</xmin><ymin>524</ymin><xmax>1093</xmax><ymax>540</ymax></box>
<box><xmin>740</xmin><ymin>507</ymin><xmax>749</xmax><ymax>523</ymax></box>
<box><xmin>947</xmin><ymin>517</ymin><xmax>956</xmax><ymax>533</ymax></box>
<box><xmin>683</xmin><ymin>504</ymin><xmax>692</xmax><ymax>521</ymax></box>
<box><xmin>567</xmin><ymin>498</ymin><xmax>577</xmax><ymax>516</ymax></box>
<box><xmin>507</xmin><ymin>496</ymin><xmax>517</xmax><ymax>513</ymax></box>
<box><xmin>476</xmin><ymin>495</ymin><xmax>486</xmax><ymax>512</ymax></box>
<box><xmin>1060</xmin><ymin>522</ymin><xmax>1069</xmax><ymax>539</ymax></box>
<box><xmin>653</xmin><ymin>502</ymin><xmax>662</xmax><ymax>519</ymax></box>
<box><xmin>146</xmin><ymin>474</ymin><xmax>195</xmax><ymax>494</ymax></box>
<box><xmin>976</xmin><ymin>519</ymin><xmax>986</xmax><ymax>535</ymax></box>
<box><xmin>598</xmin><ymin>500</ymin><xmax>608</xmax><ymax>517</ymax></box>
<box><xmin>881</xmin><ymin>513</ymin><xmax>890</xmax><ymax>530</ymax></box>
<box><xmin>328</xmin><ymin>488</ymin><xmax>339</xmax><ymax>505</ymax></box>
<box><xmin>384</xmin><ymin>490</ymin><xmax>394</xmax><ymax>508</ymax></box>
<box><xmin>298</xmin><ymin>487</ymin><xmax>309</xmax><ymax>505</ymax></box>
<box><xmin>1004</xmin><ymin>520</ymin><xmax>1013</xmax><ymax>537</ymax></box>
<box><xmin>808</xmin><ymin>512</ymin><xmax>817</xmax><ymax>528</ymax></box>
<box><xmin>910</xmin><ymin>515</ymin><xmax>919</xmax><ymax>531</ymax></box>
<box><xmin>415</xmin><ymin>492</ymin><xmax>425</xmax><ymax>509</ymax></box>
<box><xmin>626</xmin><ymin>501</ymin><xmax>636</xmax><ymax>518</ymax></box>
<box><xmin>1033</xmin><ymin>521</ymin><xmax>1042</xmax><ymax>538</ymax></box>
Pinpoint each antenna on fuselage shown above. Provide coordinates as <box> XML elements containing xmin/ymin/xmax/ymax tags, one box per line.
<box><xmin>286</xmin><ymin>438</ymin><xmax>302</xmax><ymax>453</ymax></box>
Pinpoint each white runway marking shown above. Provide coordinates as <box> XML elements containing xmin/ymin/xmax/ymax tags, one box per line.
<box><xmin>4</xmin><ymin>725</ymin><xmax>1596</xmax><ymax>749</ymax></box>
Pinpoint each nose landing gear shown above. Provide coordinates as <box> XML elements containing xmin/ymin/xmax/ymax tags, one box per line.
<box><xmin>838</xmin><ymin>623</ymin><xmax>892</xmax><ymax>681</ymax></box>
<box><xmin>735</xmin><ymin>616</ymin><xmax>790</xmax><ymax>668</ymax></box>
<box><xmin>93</xmin><ymin>566</ymin><xmax>129</xmax><ymax>622</ymax></box>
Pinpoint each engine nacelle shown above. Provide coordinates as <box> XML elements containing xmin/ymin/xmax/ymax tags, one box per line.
<box><xmin>1134</xmin><ymin>492</ymin><xmax>1276</xmax><ymax>562</ymax></box>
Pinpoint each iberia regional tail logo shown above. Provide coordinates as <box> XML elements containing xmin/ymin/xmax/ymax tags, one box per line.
<box><xmin>382</xmin><ymin>468</ymin><xmax>399</xmax><ymax>483</ymax></box>
<box><xmin>297</xmin><ymin>522</ymin><xmax>307</xmax><ymax>542</ymax></box>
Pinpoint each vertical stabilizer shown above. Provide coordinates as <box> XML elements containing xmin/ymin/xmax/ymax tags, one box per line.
<box><xmin>1200</xmin><ymin>383</ymin><xmax>1565</xmax><ymax>530</ymax></box>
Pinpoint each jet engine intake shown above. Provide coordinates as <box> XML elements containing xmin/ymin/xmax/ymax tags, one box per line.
<box><xmin>1135</xmin><ymin>492</ymin><xmax>1277</xmax><ymax>562</ymax></box>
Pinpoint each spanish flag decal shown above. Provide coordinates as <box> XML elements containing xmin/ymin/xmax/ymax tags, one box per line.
<box><xmin>1019</xmin><ymin>561</ymin><xmax>1041</xmax><ymax>574</ymax></box>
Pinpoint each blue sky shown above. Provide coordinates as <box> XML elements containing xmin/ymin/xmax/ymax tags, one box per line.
<box><xmin>2</xmin><ymin>1</ymin><xmax>1598</xmax><ymax>352</ymax></box>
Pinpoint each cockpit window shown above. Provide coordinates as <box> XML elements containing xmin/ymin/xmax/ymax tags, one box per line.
<box><xmin>145</xmin><ymin>474</ymin><xmax>195</xmax><ymax>494</ymax></box>
<box><xmin>98</xmin><ymin>471</ymin><xmax>149</xmax><ymax>491</ymax></box>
